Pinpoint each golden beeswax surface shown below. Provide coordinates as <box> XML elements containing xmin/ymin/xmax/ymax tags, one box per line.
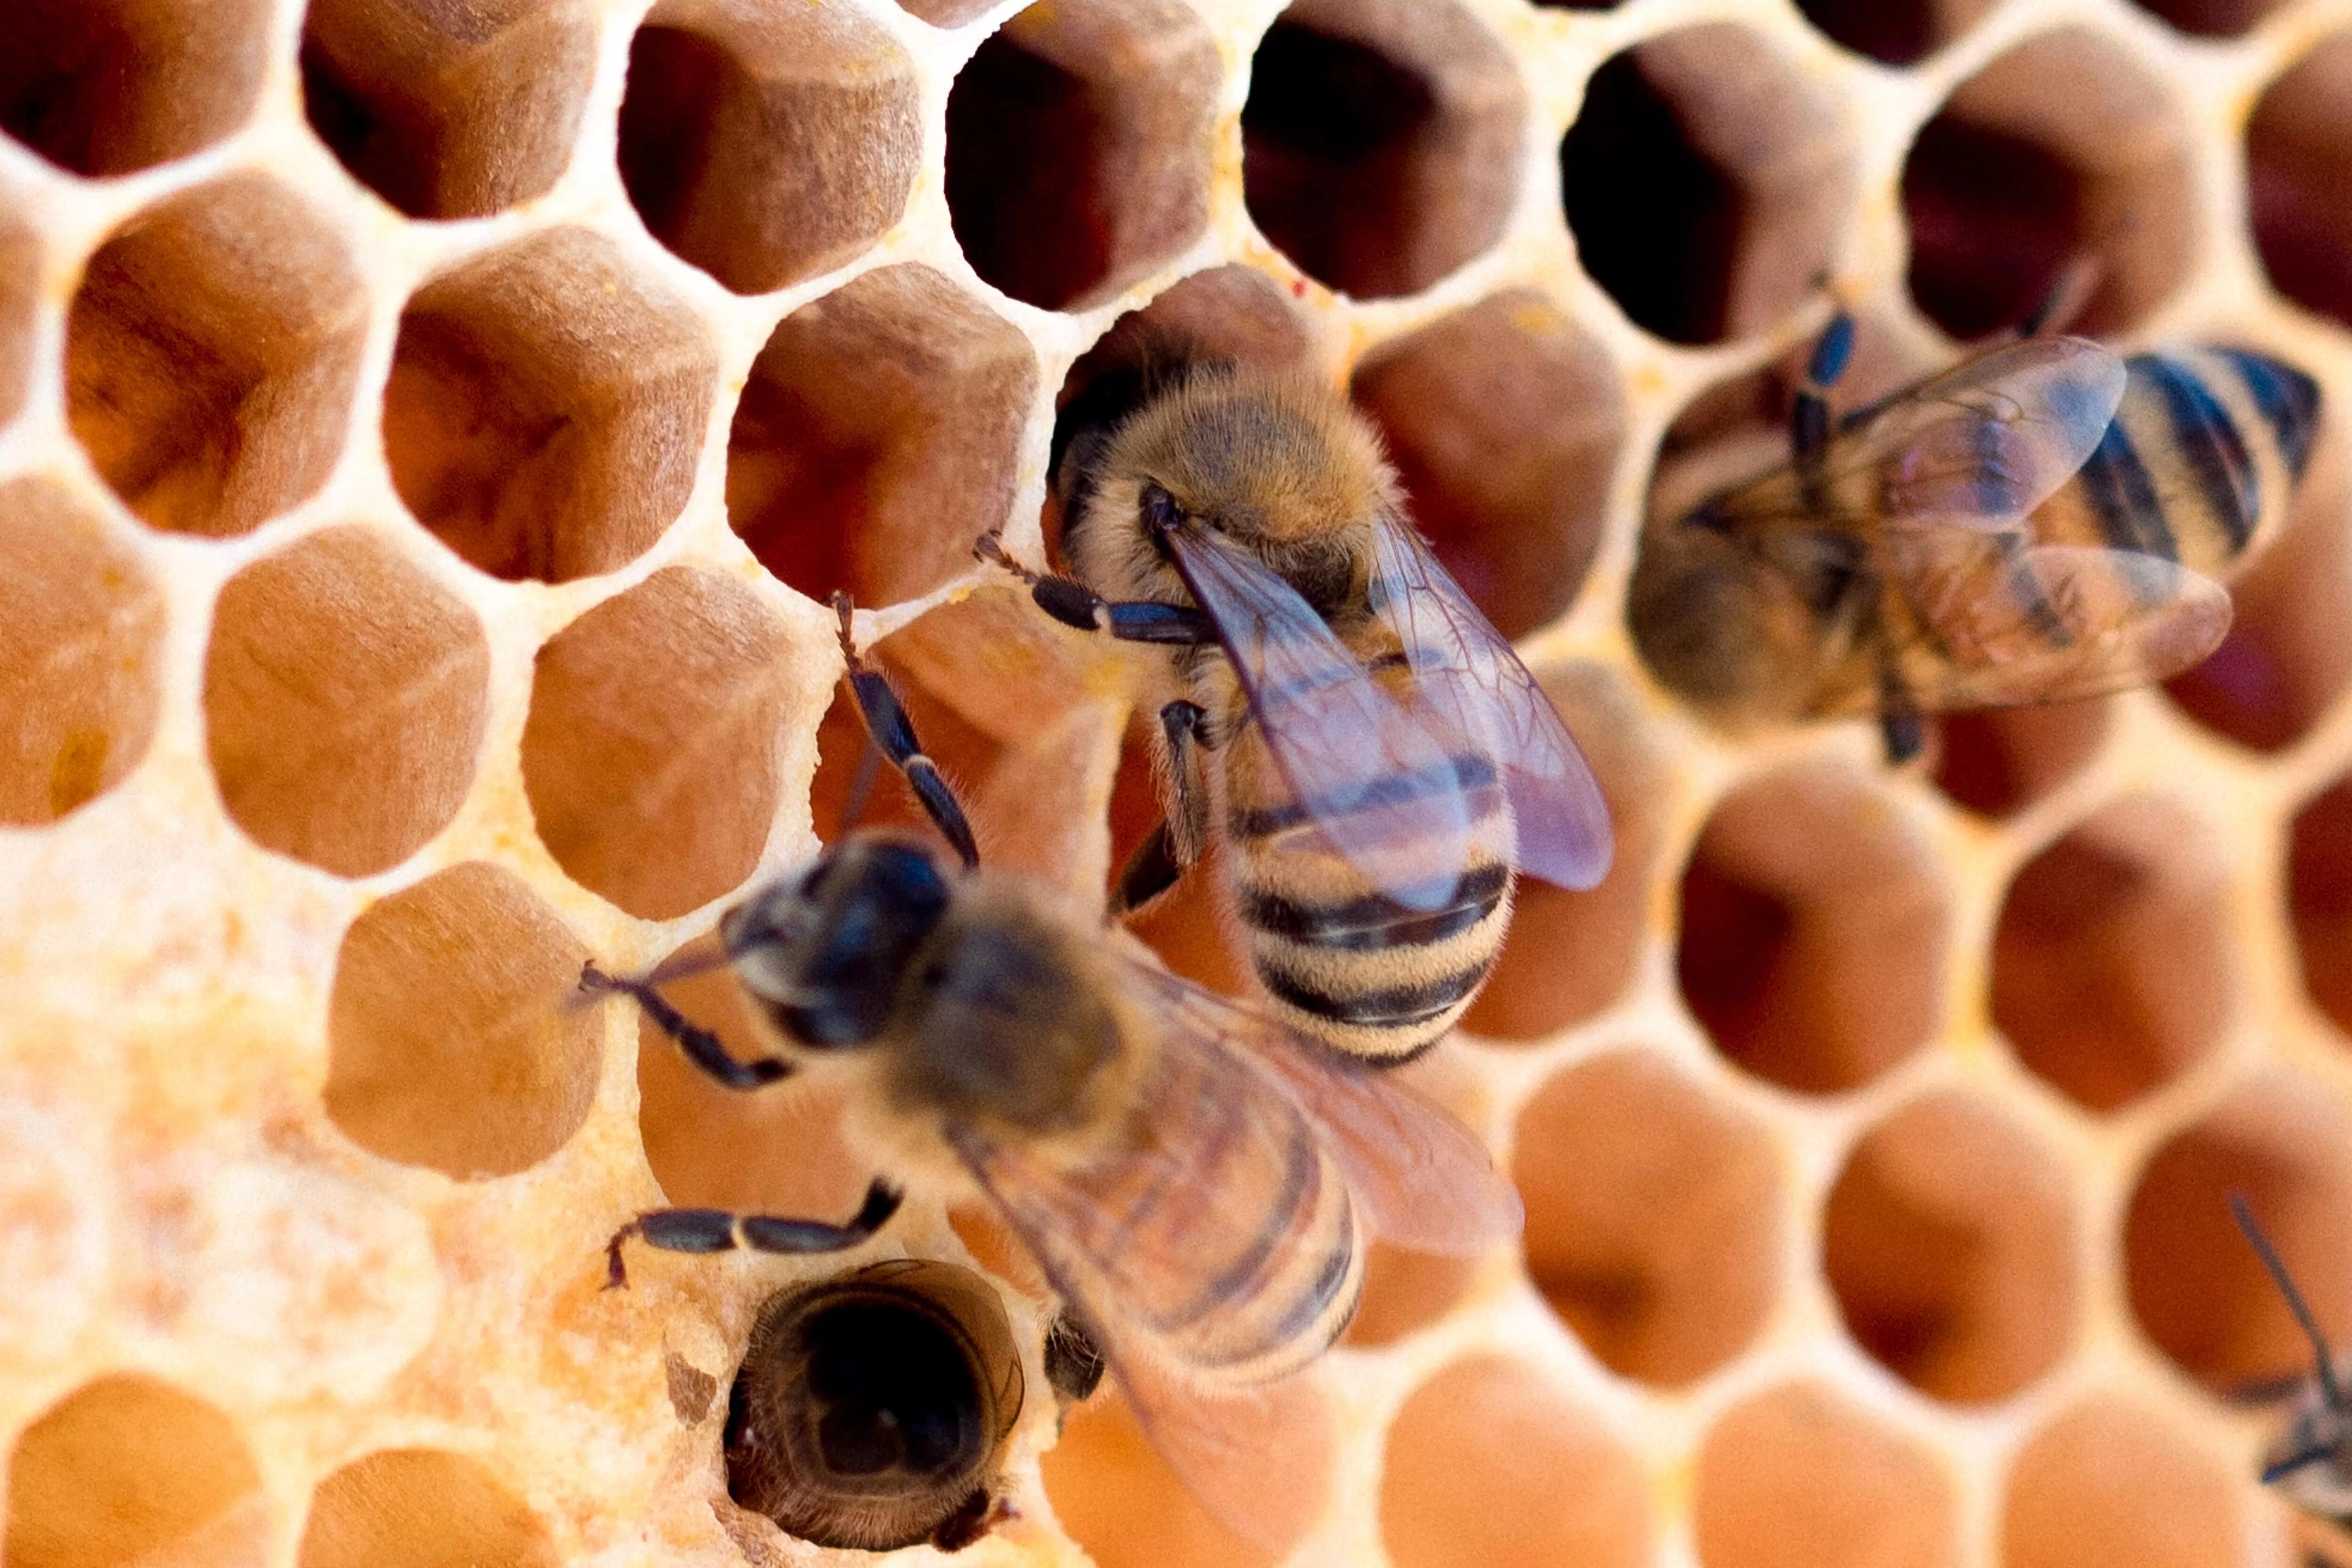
<box><xmin>7</xmin><ymin>1</ymin><xmax>2352</xmax><ymax>1566</ymax></box>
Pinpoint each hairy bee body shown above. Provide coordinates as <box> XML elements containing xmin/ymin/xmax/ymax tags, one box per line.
<box><xmin>1053</xmin><ymin>366</ymin><xmax>1601</xmax><ymax>1064</ymax></box>
<box><xmin>1630</xmin><ymin>339</ymin><xmax>2321</xmax><ymax>738</ymax></box>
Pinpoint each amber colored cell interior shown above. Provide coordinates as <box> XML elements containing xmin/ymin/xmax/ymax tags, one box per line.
<box><xmin>1351</xmin><ymin>291</ymin><xmax>1620</xmax><ymax>643</ymax></box>
<box><xmin>324</xmin><ymin>861</ymin><xmax>600</xmax><ymax>1180</ymax></box>
<box><xmin>1</xmin><ymin>1375</ymin><xmax>267</xmax><ymax>1568</ymax></box>
<box><xmin>1378</xmin><ymin>1355</ymin><xmax>1652</xmax><ymax>1568</ymax></box>
<box><xmin>297</xmin><ymin>1448</ymin><xmax>556</xmax><ymax>1568</ymax></box>
<box><xmin>64</xmin><ymin>174</ymin><xmax>366</xmax><ymax>539</ymax></box>
<box><xmin>1562</xmin><ymin>25</ymin><xmax>1851</xmax><ymax>346</ymax></box>
<box><xmin>2248</xmin><ymin>34</ymin><xmax>2352</xmax><ymax>328</ymax></box>
<box><xmin>728</xmin><ymin>263</ymin><xmax>1035</xmax><ymax>606</ymax></box>
<box><xmin>1930</xmin><ymin>700</ymin><xmax>2110</xmax><ymax>819</ymax></box>
<box><xmin>1792</xmin><ymin>0</ymin><xmax>1994</xmax><ymax>65</ymax></box>
<box><xmin>1677</xmin><ymin>763</ymin><xmax>1949</xmax><ymax>1093</ymax></box>
<box><xmin>1990</xmin><ymin>797</ymin><xmax>2231</xmax><ymax>1112</ymax></box>
<box><xmin>1041</xmin><ymin>1384</ymin><xmax>1327</xmax><ymax>1568</ymax></box>
<box><xmin>523</xmin><ymin>568</ymin><xmax>800</xmax><ymax>919</ymax></box>
<box><xmin>1466</xmin><ymin>664</ymin><xmax>1664</xmax><ymax>1041</ymax></box>
<box><xmin>204</xmin><ymin>528</ymin><xmax>490</xmax><ymax>877</ymax></box>
<box><xmin>1902</xmin><ymin>29</ymin><xmax>2193</xmax><ymax>338</ymax></box>
<box><xmin>0</xmin><ymin>0</ymin><xmax>270</xmax><ymax>177</ymax></box>
<box><xmin>945</xmin><ymin>0</ymin><xmax>1218</xmax><ymax>312</ymax></box>
<box><xmin>0</xmin><ymin>210</ymin><xmax>36</xmax><ymax>428</ymax></box>
<box><xmin>1693</xmin><ymin>1381</ymin><xmax>1958</xmax><ymax>1568</ymax></box>
<box><xmin>1512</xmin><ymin>1048</ymin><xmax>1781</xmax><ymax>1385</ymax></box>
<box><xmin>1243</xmin><ymin>0</ymin><xmax>1525</xmax><ymax>302</ymax></box>
<box><xmin>1823</xmin><ymin>1091</ymin><xmax>2078</xmax><ymax>1403</ymax></box>
<box><xmin>2123</xmin><ymin>1075</ymin><xmax>2352</xmax><ymax>1392</ymax></box>
<box><xmin>2290</xmin><ymin>774</ymin><xmax>2352</xmax><ymax>1037</ymax></box>
<box><xmin>383</xmin><ymin>227</ymin><xmax>716</xmax><ymax>584</ymax></box>
<box><xmin>1999</xmin><ymin>1398</ymin><xmax>2245</xmax><ymax>1568</ymax></box>
<box><xmin>300</xmin><ymin>0</ymin><xmax>596</xmax><ymax>221</ymax></box>
<box><xmin>2165</xmin><ymin>420</ymin><xmax>2352</xmax><ymax>753</ymax></box>
<box><xmin>617</xmin><ymin>0</ymin><xmax>920</xmax><ymax>295</ymax></box>
<box><xmin>0</xmin><ymin>477</ymin><xmax>166</xmax><ymax>826</ymax></box>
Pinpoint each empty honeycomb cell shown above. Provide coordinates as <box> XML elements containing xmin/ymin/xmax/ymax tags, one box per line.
<box><xmin>1241</xmin><ymin>0</ymin><xmax>1524</xmax><ymax>302</ymax></box>
<box><xmin>1378</xmin><ymin>1355</ymin><xmax>1653</xmax><ymax>1568</ymax></box>
<box><xmin>1999</xmin><ymin>1397</ymin><xmax>2244</xmax><ymax>1568</ymax></box>
<box><xmin>1990</xmin><ymin>797</ymin><xmax>2231</xmax><ymax>1113</ymax></box>
<box><xmin>1792</xmin><ymin>0</ymin><xmax>1993</xmax><ymax>64</ymax></box>
<box><xmin>2123</xmin><ymin>1075</ymin><xmax>2352</xmax><ymax>1392</ymax></box>
<box><xmin>2248</xmin><ymin>34</ymin><xmax>2352</xmax><ymax>328</ymax></box>
<box><xmin>2165</xmin><ymin>423</ymin><xmax>2351</xmax><ymax>754</ymax></box>
<box><xmin>1694</xmin><ymin>1382</ymin><xmax>1959</xmax><ymax>1568</ymax></box>
<box><xmin>204</xmin><ymin>528</ymin><xmax>490</xmax><ymax>877</ymax></box>
<box><xmin>325</xmin><ymin>861</ymin><xmax>600</xmax><ymax>1180</ymax></box>
<box><xmin>65</xmin><ymin>174</ymin><xmax>367</xmax><ymax>540</ymax></box>
<box><xmin>2128</xmin><ymin>0</ymin><xmax>2290</xmax><ymax>39</ymax></box>
<box><xmin>1561</xmin><ymin>25</ymin><xmax>1852</xmax><ymax>346</ymax></box>
<box><xmin>634</xmin><ymin>932</ymin><xmax>868</xmax><ymax>1217</ymax></box>
<box><xmin>298</xmin><ymin>1448</ymin><xmax>556</xmax><ymax>1568</ymax></box>
<box><xmin>1901</xmin><ymin>30</ymin><xmax>2194</xmax><ymax>340</ymax></box>
<box><xmin>1677</xmin><ymin>762</ymin><xmax>1950</xmax><ymax>1094</ymax></box>
<box><xmin>382</xmin><ymin>228</ymin><xmax>716</xmax><ymax>584</ymax></box>
<box><xmin>1041</xmin><ymin>1383</ymin><xmax>1332</xmax><ymax>1568</ymax></box>
<box><xmin>0</xmin><ymin>0</ymin><xmax>269</xmax><ymax>177</ymax></box>
<box><xmin>1512</xmin><ymin>1048</ymin><xmax>1782</xmax><ymax>1385</ymax></box>
<box><xmin>1350</xmin><ymin>291</ymin><xmax>1621</xmax><ymax>643</ymax></box>
<box><xmin>944</xmin><ymin>0</ymin><xmax>1218</xmax><ymax>312</ymax></box>
<box><xmin>0</xmin><ymin>476</ymin><xmax>166</xmax><ymax>825</ymax></box>
<box><xmin>1341</xmin><ymin>1243</ymin><xmax>1479</xmax><ymax>1351</ymax></box>
<box><xmin>1464</xmin><ymin>663</ymin><xmax>1664</xmax><ymax>1041</ymax></box>
<box><xmin>726</xmin><ymin>264</ymin><xmax>1034</xmax><ymax>606</ymax></box>
<box><xmin>1822</xmin><ymin>1091</ymin><xmax>2078</xmax><ymax>1404</ymax></box>
<box><xmin>1930</xmin><ymin>700</ymin><xmax>2110</xmax><ymax>820</ymax></box>
<box><xmin>1</xmin><ymin>1374</ymin><xmax>268</xmax><ymax>1568</ymax></box>
<box><xmin>522</xmin><ymin>568</ymin><xmax>796</xmax><ymax>920</ymax></box>
<box><xmin>300</xmin><ymin>0</ymin><xmax>597</xmax><ymax>221</ymax></box>
<box><xmin>2291</xmin><ymin>775</ymin><xmax>2352</xmax><ymax>1037</ymax></box>
<box><xmin>617</xmin><ymin>0</ymin><xmax>920</xmax><ymax>296</ymax></box>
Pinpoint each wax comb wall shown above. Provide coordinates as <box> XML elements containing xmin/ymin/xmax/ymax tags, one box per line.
<box><xmin>4</xmin><ymin>1</ymin><xmax>2352</xmax><ymax>1565</ymax></box>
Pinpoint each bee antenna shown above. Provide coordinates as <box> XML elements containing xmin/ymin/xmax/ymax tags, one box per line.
<box><xmin>2231</xmin><ymin>1192</ymin><xmax>2345</xmax><ymax>1409</ymax></box>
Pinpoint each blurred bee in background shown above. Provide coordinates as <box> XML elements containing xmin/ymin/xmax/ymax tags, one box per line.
<box><xmin>2229</xmin><ymin>1195</ymin><xmax>2352</xmax><ymax>1567</ymax></box>
<box><xmin>585</xmin><ymin>596</ymin><xmax>1520</xmax><ymax>1551</ymax></box>
<box><xmin>977</xmin><ymin>352</ymin><xmax>1612</xmax><ymax>1066</ymax></box>
<box><xmin>1630</xmin><ymin>306</ymin><xmax>2321</xmax><ymax>763</ymax></box>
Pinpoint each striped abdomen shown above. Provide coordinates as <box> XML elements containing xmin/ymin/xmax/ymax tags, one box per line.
<box><xmin>1215</xmin><ymin>660</ymin><xmax>1516</xmax><ymax>1066</ymax></box>
<box><xmin>2030</xmin><ymin>346</ymin><xmax>2320</xmax><ymax>575</ymax></box>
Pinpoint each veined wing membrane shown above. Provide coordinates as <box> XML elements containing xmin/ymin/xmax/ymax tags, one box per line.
<box><xmin>1159</xmin><ymin>518</ymin><xmax>1471</xmax><ymax>911</ymax></box>
<box><xmin>1368</xmin><ymin>517</ymin><xmax>1613</xmax><ymax>891</ymax></box>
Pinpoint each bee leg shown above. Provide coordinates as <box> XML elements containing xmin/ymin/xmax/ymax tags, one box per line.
<box><xmin>580</xmin><ymin>961</ymin><xmax>790</xmax><ymax>1090</ymax></box>
<box><xmin>603</xmin><ymin>1179</ymin><xmax>904</xmax><ymax>1289</ymax></box>
<box><xmin>1112</xmin><ymin>821</ymin><xmax>1184</xmax><ymax>916</ymax></box>
<box><xmin>1044</xmin><ymin>1311</ymin><xmax>1107</xmax><ymax>1404</ymax></box>
<box><xmin>1792</xmin><ymin>308</ymin><xmax>1857</xmax><ymax>468</ymax></box>
<box><xmin>831</xmin><ymin>592</ymin><xmax>980</xmax><ymax>871</ymax></box>
<box><xmin>975</xmin><ymin>533</ymin><xmax>1217</xmax><ymax>646</ymax></box>
<box><xmin>1112</xmin><ymin>700</ymin><xmax>1213</xmax><ymax>916</ymax></box>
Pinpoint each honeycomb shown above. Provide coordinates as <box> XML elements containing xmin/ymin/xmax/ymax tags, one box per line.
<box><xmin>9</xmin><ymin>0</ymin><xmax>2352</xmax><ymax>1564</ymax></box>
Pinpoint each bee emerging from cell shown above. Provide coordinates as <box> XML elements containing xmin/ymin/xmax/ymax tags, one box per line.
<box><xmin>1631</xmin><ymin>304</ymin><xmax>2321</xmax><ymax>764</ymax></box>
<box><xmin>582</xmin><ymin>594</ymin><xmax>1521</xmax><ymax>1553</ymax></box>
<box><xmin>977</xmin><ymin>346</ymin><xmax>1613</xmax><ymax>1067</ymax></box>
<box><xmin>2228</xmin><ymin>1194</ymin><xmax>2352</xmax><ymax>1567</ymax></box>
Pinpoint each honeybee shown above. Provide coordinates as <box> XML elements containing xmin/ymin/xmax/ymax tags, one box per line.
<box><xmin>1630</xmin><ymin>313</ymin><xmax>2321</xmax><ymax>762</ymax></box>
<box><xmin>587</xmin><ymin>598</ymin><xmax>1520</xmax><ymax>1549</ymax></box>
<box><xmin>2229</xmin><ymin>1196</ymin><xmax>2352</xmax><ymax>1565</ymax></box>
<box><xmin>725</xmin><ymin>1260</ymin><xmax>1025</xmax><ymax>1552</ymax></box>
<box><xmin>977</xmin><ymin>356</ymin><xmax>1613</xmax><ymax>1066</ymax></box>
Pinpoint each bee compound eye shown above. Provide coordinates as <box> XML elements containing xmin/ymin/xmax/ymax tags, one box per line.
<box><xmin>726</xmin><ymin>1260</ymin><xmax>1025</xmax><ymax>1552</ymax></box>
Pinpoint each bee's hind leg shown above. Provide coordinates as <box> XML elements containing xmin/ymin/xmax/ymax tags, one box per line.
<box><xmin>603</xmin><ymin>1179</ymin><xmax>905</xmax><ymax>1289</ymax></box>
<box><xmin>1111</xmin><ymin>700</ymin><xmax>1214</xmax><ymax>918</ymax></box>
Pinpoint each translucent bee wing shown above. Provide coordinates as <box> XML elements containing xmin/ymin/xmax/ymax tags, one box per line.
<box><xmin>1702</xmin><ymin>337</ymin><xmax>2130</xmax><ymax>534</ymax></box>
<box><xmin>1870</xmin><ymin>527</ymin><xmax>2233</xmax><ymax>714</ymax></box>
<box><xmin>1158</xmin><ymin>517</ymin><xmax>1473</xmax><ymax>911</ymax></box>
<box><xmin>1367</xmin><ymin>516</ymin><xmax>1613</xmax><ymax>891</ymax></box>
<box><xmin>1117</xmin><ymin>949</ymin><xmax>1524</xmax><ymax>1256</ymax></box>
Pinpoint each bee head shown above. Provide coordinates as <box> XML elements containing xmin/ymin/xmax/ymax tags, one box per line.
<box><xmin>722</xmin><ymin>835</ymin><xmax>952</xmax><ymax>1049</ymax></box>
